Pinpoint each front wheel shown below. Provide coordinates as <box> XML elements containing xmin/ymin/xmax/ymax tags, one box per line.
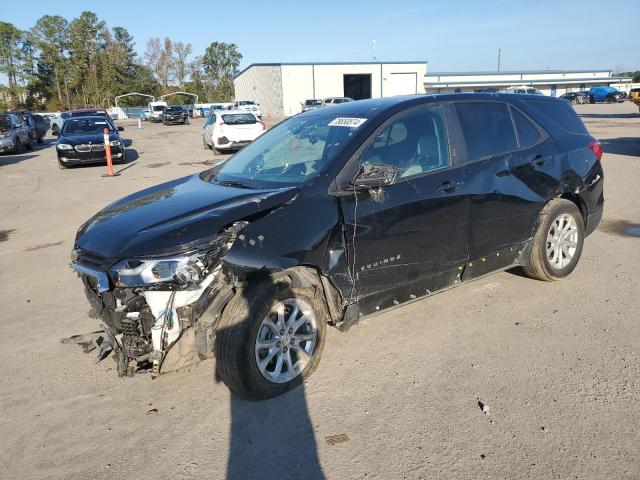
<box><xmin>523</xmin><ymin>199</ymin><xmax>584</xmax><ymax>281</ymax></box>
<box><xmin>215</xmin><ymin>280</ymin><xmax>327</xmax><ymax>400</ymax></box>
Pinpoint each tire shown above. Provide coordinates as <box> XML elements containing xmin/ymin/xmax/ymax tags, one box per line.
<box><xmin>58</xmin><ymin>161</ymin><xmax>68</xmax><ymax>169</ymax></box>
<box><xmin>52</xmin><ymin>124</ymin><xmax>60</xmax><ymax>135</ymax></box>
<box><xmin>215</xmin><ymin>279</ymin><xmax>327</xmax><ymax>400</ymax></box>
<box><xmin>37</xmin><ymin>136</ymin><xmax>44</xmax><ymax>145</ymax></box>
<box><xmin>26</xmin><ymin>136</ymin><xmax>35</xmax><ymax>150</ymax></box>
<box><xmin>523</xmin><ymin>199</ymin><xmax>585</xmax><ymax>281</ymax></box>
<box><xmin>202</xmin><ymin>136</ymin><xmax>209</xmax><ymax>149</ymax></box>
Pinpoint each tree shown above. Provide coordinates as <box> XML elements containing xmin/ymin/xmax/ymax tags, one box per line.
<box><xmin>0</xmin><ymin>22</ymin><xmax>24</xmax><ymax>105</ymax></box>
<box><xmin>68</xmin><ymin>11</ymin><xmax>106</xmax><ymax>106</ymax></box>
<box><xmin>174</xmin><ymin>41</ymin><xmax>192</xmax><ymax>89</ymax></box>
<box><xmin>200</xmin><ymin>41</ymin><xmax>242</xmax><ymax>101</ymax></box>
<box><xmin>144</xmin><ymin>37</ymin><xmax>175</xmax><ymax>90</ymax></box>
<box><xmin>30</xmin><ymin>15</ymin><xmax>70</xmax><ymax>109</ymax></box>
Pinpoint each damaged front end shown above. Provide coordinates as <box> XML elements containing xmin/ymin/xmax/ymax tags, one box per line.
<box><xmin>70</xmin><ymin>222</ymin><xmax>245</xmax><ymax>377</ymax></box>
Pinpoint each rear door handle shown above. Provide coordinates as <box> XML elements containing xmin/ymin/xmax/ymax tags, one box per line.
<box><xmin>530</xmin><ymin>155</ymin><xmax>548</xmax><ymax>167</ymax></box>
<box><xmin>437</xmin><ymin>180</ymin><xmax>464</xmax><ymax>192</ymax></box>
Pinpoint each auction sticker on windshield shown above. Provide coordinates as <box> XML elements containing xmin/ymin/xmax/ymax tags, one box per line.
<box><xmin>328</xmin><ymin>117</ymin><xmax>367</xmax><ymax>128</ymax></box>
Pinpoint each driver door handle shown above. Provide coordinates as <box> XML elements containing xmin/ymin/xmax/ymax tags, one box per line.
<box><xmin>437</xmin><ymin>180</ymin><xmax>464</xmax><ymax>192</ymax></box>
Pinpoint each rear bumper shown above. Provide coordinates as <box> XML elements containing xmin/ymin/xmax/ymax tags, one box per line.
<box><xmin>585</xmin><ymin>206</ymin><xmax>603</xmax><ymax>236</ymax></box>
<box><xmin>214</xmin><ymin>140</ymin><xmax>251</xmax><ymax>150</ymax></box>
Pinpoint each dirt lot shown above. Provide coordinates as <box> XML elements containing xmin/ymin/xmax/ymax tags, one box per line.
<box><xmin>1</xmin><ymin>102</ymin><xmax>639</xmax><ymax>479</ymax></box>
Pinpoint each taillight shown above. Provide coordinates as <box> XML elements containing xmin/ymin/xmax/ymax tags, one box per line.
<box><xmin>589</xmin><ymin>140</ymin><xmax>602</xmax><ymax>161</ymax></box>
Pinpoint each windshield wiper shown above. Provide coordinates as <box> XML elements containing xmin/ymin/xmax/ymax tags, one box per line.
<box><xmin>218</xmin><ymin>179</ymin><xmax>253</xmax><ymax>189</ymax></box>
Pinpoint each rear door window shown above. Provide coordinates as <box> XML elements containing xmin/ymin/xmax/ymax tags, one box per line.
<box><xmin>455</xmin><ymin>102</ymin><xmax>517</xmax><ymax>162</ymax></box>
<box><xmin>510</xmin><ymin>107</ymin><xmax>543</xmax><ymax>149</ymax></box>
<box><xmin>522</xmin><ymin>99</ymin><xmax>588</xmax><ymax>134</ymax></box>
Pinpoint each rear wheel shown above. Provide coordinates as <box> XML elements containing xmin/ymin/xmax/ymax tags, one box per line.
<box><xmin>523</xmin><ymin>199</ymin><xmax>584</xmax><ymax>281</ymax></box>
<box><xmin>215</xmin><ymin>280</ymin><xmax>327</xmax><ymax>400</ymax></box>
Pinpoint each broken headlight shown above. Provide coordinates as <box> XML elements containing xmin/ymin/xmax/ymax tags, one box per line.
<box><xmin>113</xmin><ymin>253</ymin><xmax>205</xmax><ymax>287</ymax></box>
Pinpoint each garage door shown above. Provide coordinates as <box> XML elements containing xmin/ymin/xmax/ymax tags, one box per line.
<box><xmin>388</xmin><ymin>73</ymin><xmax>417</xmax><ymax>96</ymax></box>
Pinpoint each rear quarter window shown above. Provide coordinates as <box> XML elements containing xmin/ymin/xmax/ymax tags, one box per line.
<box><xmin>455</xmin><ymin>102</ymin><xmax>517</xmax><ymax>162</ymax></box>
<box><xmin>523</xmin><ymin>99</ymin><xmax>588</xmax><ymax>134</ymax></box>
<box><xmin>510</xmin><ymin>107</ymin><xmax>543</xmax><ymax>149</ymax></box>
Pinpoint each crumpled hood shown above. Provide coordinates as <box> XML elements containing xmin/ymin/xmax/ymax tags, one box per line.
<box><xmin>75</xmin><ymin>173</ymin><xmax>297</xmax><ymax>258</ymax></box>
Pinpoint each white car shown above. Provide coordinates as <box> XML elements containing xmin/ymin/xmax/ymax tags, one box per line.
<box><xmin>148</xmin><ymin>101</ymin><xmax>168</xmax><ymax>122</ymax></box>
<box><xmin>500</xmin><ymin>86</ymin><xmax>544</xmax><ymax>95</ymax></box>
<box><xmin>322</xmin><ymin>97</ymin><xmax>354</xmax><ymax>106</ymax></box>
<box><xmin>202</xmin><ymin>110</ymin><xmax>265</xmax><ymax>153</ymax></box>
<box><xmin>232</xmin><ymin>100</ymin><xmax>262</xmax><ymax>118</ymax></box>
<box><xmin>50</xmin><ymin>111</ymin><xmax>70</xmax><ymax>135</ymax></box>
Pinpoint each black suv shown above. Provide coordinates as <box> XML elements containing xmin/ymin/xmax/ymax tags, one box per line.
<box><xmin>70</xmin><ymin>94</ymin><xmax>604</xmax><ymax>399</ymax></box>
<box><xmin>162</xmin><ymin>106</ymin><xmax>189</xmax><ymax>125</ymax></box>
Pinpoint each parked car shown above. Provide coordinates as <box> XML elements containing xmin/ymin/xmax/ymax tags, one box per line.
<box><xmin>70</xmin><ymin>93</ymin><xmax>603</xmax><ymax>400</ymax></box>
<box><xmin>0</xmin><ymin>113</ymin><xmax>33</xmax><ymax>153</ymax></box>
<box><xmin>323</xmin><ymin>97</ymin><xmax>354</xmax><ymax>105</ymax></box>
<box><xmin>51</xmin><ymin>111</ymin><xmax>70</xmax><ymax>135</ymax></box>
<box><xmin>54</xmin><ymin>115</ymin><xmax>125</xmax><ymax>169</ymax></box>
<box><xmin>162</xmin><ymin>106</ymin><xmax>189</xmax><ymax>125</ymax></box>
<box><xmin>501</xmin><ymin>86</ymin><xmax>544</xmax><ymax>95</ymax></box>
<box><xmin>14</xmin><ymin>111</ymin><xmax>49</xmax><ymax>144</ymax></box>
<box><xmin>628</xmin><ymin>87</ymin><xmax>640</xmax><ymax>101</ymax></box>
<box><xmin>31</xmin><ymin>114</ymin><xmax>50</xmax><ymax>143</ymax></box>
<box><xmin>232</xmin><ymin>100</ymin><xmax>262</xmax><ymax>118</ymax></box>
<box><xmin>604</xmin><ymin>91</ymin><xmax>625</xmax><ymax>103</ymax></box>
<box><xmin>71</xmin><ymin>108</ymin><xmax>110</xmax><ymax>118</ymax></box>
<box><xmin>139</xmin><ymin>109</ymin><xmax>150</xmax><ymax>121</ymax></box>
<box><xmin>148</xmin><ymin>101</ymin><xmax>168</xmax><ymax>122</ymax></box>
<box><xmin>588</xmin><ymin>86</ymin><xmax>623</xmax><ymax>103</ymax></box>
<box><xmin>301</xmin><ymin>99</ymin><xmax>323</xmax><ymax>112</ymax></box>
<box><xmin>202</xmin><ymin>110</ymin><xmax>264</xmax><ymax>153</ymax></box>
<box><xmin>560</xmin><ymin>91</ymin><xmax>591</xmax><ymax>104</ymax></box>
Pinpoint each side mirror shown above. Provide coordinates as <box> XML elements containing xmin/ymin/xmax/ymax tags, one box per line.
<box><xmin>117</xmin><ymin>126</ymin><xmax>124</xmax><ymax>131</ymax></box>
<box><xmin>351</xmin><ymin>163</ymin><xmax>397</xmax><ymax>190</ymax></box>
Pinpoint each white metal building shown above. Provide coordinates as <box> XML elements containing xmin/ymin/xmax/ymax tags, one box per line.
<box><xmin>424</xmin><ymin>69</ymin><xmax>632</xmax><ymax>96</ymax></box>
<box><xmin>234</xmin><ymin>61</ymin><xmax>427</xmax><ymax>117</ymax></box>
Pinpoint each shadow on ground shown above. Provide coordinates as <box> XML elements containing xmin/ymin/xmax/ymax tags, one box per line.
<box><xmin>579</xmin><ymin>112</ymin><xmax>639</xmax><ymax>119</ymax></box>
<box><xmin>218</xmin><ymin>277</ymin><xmax>325</xmax><ymax>480</ymax></box>
<box><xmin>601</xmin><ymin>137</ymin><xmax>640</xmax><ymax>157</ymax></box>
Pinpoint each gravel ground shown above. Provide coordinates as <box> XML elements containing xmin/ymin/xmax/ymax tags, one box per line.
<box><xmin>0</xmin><ymin>102</ymin><xmax>638</xmax><ymax>479</ymax></box>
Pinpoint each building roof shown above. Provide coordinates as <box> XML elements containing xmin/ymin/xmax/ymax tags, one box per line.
<box><xmin>425</xmin><ymin>76</ymin><xmax>632</xmax><ymax>87</ymax></box>
<box><xmin>236</xmin><ymin>61</ymin><xmax>428</xmax><ymax>78</ymax></box>
<box><xmin>427</xmin><ymin>69</ymin><xmax>612</xmax><ymax>76</ymax></box>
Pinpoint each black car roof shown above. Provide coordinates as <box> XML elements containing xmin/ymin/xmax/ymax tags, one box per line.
<box><xmin>298</xmin><ymin>93</ymin><xmax>567</xmax><ymax>121</ymax></box>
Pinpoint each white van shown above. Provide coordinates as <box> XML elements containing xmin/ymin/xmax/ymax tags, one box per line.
<box><xmin>148</xmin><ymin>101</ymin><xmax>168</xmax><ymax>122</ymax></box>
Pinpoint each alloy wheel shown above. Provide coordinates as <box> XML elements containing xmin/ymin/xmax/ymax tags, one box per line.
<box><xmin>254</xmin><ymin>298</ymin><xmax>318</xmax><ymax>384</ymax></box>
<box><xmin>546</xmin><ymin>213</ymin><xmax>579</xmax><ymax>269</ymax></box>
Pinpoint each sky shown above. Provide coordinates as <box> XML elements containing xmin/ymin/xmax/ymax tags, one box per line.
<box><xmin>5</xmin><ymin>0</ymin><xmax>640</xmax><ymax>73</ymax></box>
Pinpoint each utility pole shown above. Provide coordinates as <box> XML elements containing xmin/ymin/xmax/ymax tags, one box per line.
<box><xmin>372</xmin><ymin>40</ymin><xmax>377</xmax><ymax>62</ymax></box>
<box><xmin>497</xmin><ymin>48</ymin><xmax>501</xmax><ymax>72</ymax></box>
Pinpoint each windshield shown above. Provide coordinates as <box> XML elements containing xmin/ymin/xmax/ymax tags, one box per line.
<box><xmin>222</xmin><ymin>113</ymin><xmax>256</xmax><ymax>125</ymax></box>
<box><xmin>62</xmin><ymin>118</ymin><xmax>113</xmax><ymax>135</ymax></box>
<box><xmin>208</xmin><ymin>114</ymin><xmax>367</xmax><ymax>187</ymax></box>
<box><xmin>167</xmin><ymin>107</ymin><xmax>183</xmax><ymax>112</ymax></box>
<box><xmin>152</xmin><ymin>105</ymin><xmax>166</xmax><ymax>111</ymax></box>
<box><xmin>305</xmin><ymin>100</ymin><xmax>322</xmax><ymax>106</ymax></box>
<box><xmin>0</xmin><ymin>115</ymin><xmax>12</xmax><ymax>128</ymax></box>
